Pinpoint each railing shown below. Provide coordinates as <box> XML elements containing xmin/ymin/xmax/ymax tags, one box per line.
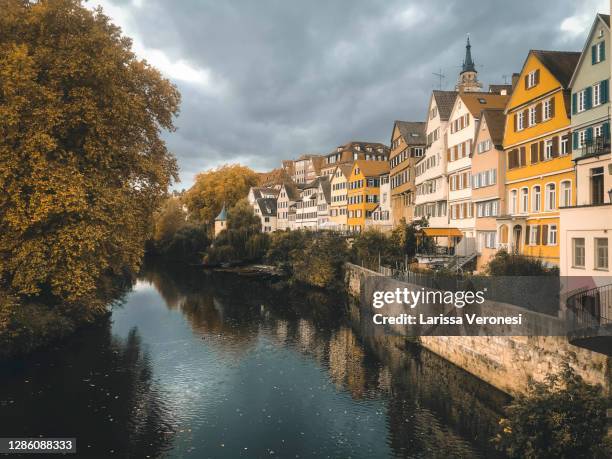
<box><xmin>566</xmin><ymin>283</ymin><xmax>612</xmax><ymax>329</ymax></box>
<box><xmin>417</xmin><ymin>246</ymin><xmax>456</xmax><ymax>257</ymax></box>
<box><xmin>573</xmin><ymin>136</ymin><xmax>611</xmax><ymax>160</ymax></box>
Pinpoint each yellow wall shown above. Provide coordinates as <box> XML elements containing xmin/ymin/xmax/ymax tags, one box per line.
<box><xmin>347</xmin><ymin>166</ymin><xmax>381</xmax><ymax>231</ymax></box>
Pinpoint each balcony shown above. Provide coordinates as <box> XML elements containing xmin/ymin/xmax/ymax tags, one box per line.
<box><xmin>572</xmin><ymin>136</ymin><xmax>611</xmax><ymax>161</ymax></box>
<box><xmin>566</xmin><ymin>283</ymin><xmax>612</xmax><ymax>355</ymax></box>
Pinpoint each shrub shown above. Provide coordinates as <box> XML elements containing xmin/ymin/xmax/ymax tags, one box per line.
<box><xmin>485</xmin><ymin>250</ymin><xmax>558</xmax><ymax>276</ymax></box>
<box><xmin>292</xmin><ymin>232</ymin><xmax>348</xmax><ymax>288</ymax></box>
<box><xmin>494</xmin><ymin>364</ymin><xmax>611</xmax><ymax>458</ymax></box>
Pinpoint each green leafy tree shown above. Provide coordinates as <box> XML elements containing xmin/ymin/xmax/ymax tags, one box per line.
<box><xmin>494</xmin><ymin>364</ymin><xmax>611</xmax><ymax>458</ymax></box>
<box><xmin>292</xmin><ymin>233</ymin><xmax>348</xmax><ymax>288</ymax></box>
<box><xmin>0</xmin><ymin>0</ymin><xmax>180</xmax><ymax>308</ymax></box>
<box><xmin>183</xmin><ymin>165</ymin><xmax>259</xmax><ymax>225</ymax></box>
<box><xmin>153</xmin><ymin>197</ymin><xmax>187</xmax><ymax>244</ymax></box>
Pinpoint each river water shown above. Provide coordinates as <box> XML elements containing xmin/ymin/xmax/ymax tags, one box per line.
<box><xmin>0</xmin><ymin>264</ymin><xmax>510</xmax><ymax>458</ymax></box>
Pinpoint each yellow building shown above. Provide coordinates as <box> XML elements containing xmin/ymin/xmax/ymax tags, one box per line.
<box><xmin>497</xmin><ymin>50</ymin><xmax>580</xmax><ymax>266</ymax></box>
<box><xmin>329</xmin><ymin>164</ymin><xmax>352</xmax><ymax>231</ymax></box>
<box><xmin>347</xmin><ymin>160</ymin><xmax>389</xmax><ymax>232</ymax></box>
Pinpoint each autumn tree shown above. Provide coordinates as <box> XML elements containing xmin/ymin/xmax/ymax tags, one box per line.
<box><xmin>153</xmin><ymin>197</ymin><xmax>187</xmax><ymax>244</ymax></box>
<box><xmin>183</xmin><ymin>164</ymin><xmax>259</xmax><ymax>225</ymax></box>
<box><xmin>0</xmin><ymin>0</ymin><xmax>180</xmax><ymax>308</ymax></box>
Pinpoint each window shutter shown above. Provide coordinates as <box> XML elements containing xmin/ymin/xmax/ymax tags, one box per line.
<box><xmin>535</xmin><ymin>102</ymin><xmax>542</xmax><ymax>123</ymax></box>
<box><xmin>530</xmin><ymin>143</ymin><xmax>538</xmax><ymax>164</ymax></box>
<box><xmin>523</xmin><ymin>109</ymin><xmax>529</xmax><ymax>125</ymax></box>
<box><xmin>525</xmin><ymin>225</ymin><xmax>530</xmax><ymax>245</ymax></box>
<box><xmin>524</xmin><ymin>75</ymin><xmax>529</xmax><ymax>89</ymax></box>
<box><xmin>585</xmin><ymin>86</ymin><xmax>593</xmax><ymax>109</ymax></box>
<box><xmin>600</xmin><ymin>41</ymin><xmax>605</xmax><ymax>62</ymax></box>
<box><xmin>466</xmin><ymin>114</ymin><xmax>470</xmax><ymax>126</ymax></box>
<box><xmin>542</xmin><ymin>225</ymin><xmax>548</xmax><ymax>245</ymax></box>
<box><xmin>539</xmin><ymin>141</ymin><xmax>545</xmax><ymax>161</ymax></box>
<box><xmin>552</xmin><ymin>136</ymin><xmax>559</xmax><ymax>157</ymax></box>
<box><xmin>601</xmin><ymin>79</ymin><xmax>609</xmax><ymax>103</ymax></box>
<box><xmin>604</xmin><ymin>121</ymin><xmax>610</xmax><ymax>141</ymax></box>
<box><xmin>592</xmin><ymin>44</ymin><xmax>597</xmax><ymax>64</ymax></box>
<box><xmin>520</xmin><ymin>146</ymin><xmax>526</xmax><ymax>166</ymax></box>
<box><xmin>536</xmin><ymin>225</ymin><xmax>541</xmax><ymax>245</ymax></box>
<box><xmin>535</xmin><ymin>69</ymin><xmax>540</xmax><ymax>85</ymax></box>
<box><xmin>447</xmin><ymin>149</ymin><xmax>451</xmax><ymax>162</ymax></box>
<box><xmin>514</xmin><ymin>113</ymin><xmax>518</xmax><ymax>132</ymax></box>
<box><xmin>550</xmin><ymin>96</ymin><xmax>555</xmax><ymax>117</ymax></box>
<box><xmin>573</xmin><ymin>132</ymin><xmax>578</xmax><ymax>150</ymax></box>
<box><xmin>572</xmin><ymin>93</ymin><xmax>577</xmax><ymax>115</ymax></box>
<box><xmin>586</xmin><ymin>127</ymin><xmax>593</xmax><ymax>142</ymax></box>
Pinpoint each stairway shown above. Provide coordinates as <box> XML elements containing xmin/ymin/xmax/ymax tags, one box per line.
<box><xmin>446</xmin><ymin>252</ymin><xmax>478</xmax><ymax>271</ymax></box>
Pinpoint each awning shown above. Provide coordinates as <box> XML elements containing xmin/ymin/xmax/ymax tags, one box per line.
<box><xmin>421</xmin><ymin>227</ymin><xmax>463</xmax><ymax>237</ymax></box>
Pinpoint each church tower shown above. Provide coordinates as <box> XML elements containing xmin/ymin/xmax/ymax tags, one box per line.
<box><xmin>456</xmin><ymin>35</ymin><xmax>482</xmax><ymax>92</ymax></box>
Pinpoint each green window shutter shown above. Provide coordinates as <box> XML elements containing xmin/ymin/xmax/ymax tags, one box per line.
<box><xmin>601</xmin><ymin>79</ymin><xmax>609</xmax><ymax>103</ymax></box>
<box><xmin>604</xmin><ymin>122</ymin><xmax>610</xmax><ymax>141</ymax></box>
<box><xmin>572</xmin><ymin>93</ymin><xmax>577</xmax><ymax>114</ymax></box>
<box><xmin>600</xmin><ymin>41</ymin><xmax>606</xmax><ymax>62</ymax></box>
<box><xmin>585</xmin><ymin>87</ymin><xmax>593</xmax><ymax>109</ymax></box>
<box><xmin>586</xmin><ymin>127</ymin><xmax>593</xmax><ymax>142</ymax></box>
<box><xmin>592</xmin><ymin>44</ymin><xmax>597</xmax><ymax>64</ymax></box>
<box><xmin>573</xmin><ymin>132</ymin><xmax>578</xmax><ymax>149</ymax></box>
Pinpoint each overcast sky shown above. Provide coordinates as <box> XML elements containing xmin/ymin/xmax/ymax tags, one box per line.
<box><xmin>91</xmin><ymin>0</ymin><xmax>608</xmax><ymax>190</ymax></box>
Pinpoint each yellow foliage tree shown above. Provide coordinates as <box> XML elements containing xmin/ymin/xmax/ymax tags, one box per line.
<box><xmin>183</xmin><ymin>164</ymin><xmax>259</xmax><ymax>225</ymax></box>
<box><xmin>0</xmin><ymin>0</ymin><xmax>180</xmax><ymax>308</ymax></box>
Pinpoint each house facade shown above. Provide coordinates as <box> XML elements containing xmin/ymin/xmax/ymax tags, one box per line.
<box><xmin>295</xmin><ymin>178</ymin><xmax>320</xmax><ymax>229</ymax></box>
<box><xmin>347</xmin><ymin>160</ymin><xmax>390</xmax><ymax>232</ymax></box>
<box><xmin>471</xmin><ymin>109</ymin><xmax>507</xmax><ymax>270</ymax></box>
<box><xmin>316</xmin><ymin>176</ymin><xmax>332</xmax><ymax>229</ymax></box>
<box><xmin>446</xmin><ymin>92</ymin><xmax>509</xmax><ymax>239</ymax></box>
<box><xmin>366</xmin><ymin>172</ymin><xmax>393</xmax><ymax>232</ymax></box>
<box><xmin>414</xmin><ymin>90</ymin><xmax>456</xmax><ymax>227</ymax></box>
<box><xmin>320</xmin><ymin>142</ymin><xmax>389</xmax><ymax>177</ymax></box>
<box><xmin>254</xmin><ymin>198</ymin><xmax>277</xmax><ymax>233</ymax></box>
<box><xmin>292</xmin><ymin>155</ymin><xmax>324</xmax><ymax>184</ymax></box>
<box><xmin>389</xmin><ymin>121</ymin><xmax>425</xmax><ymax>226</ymax></box>
<box><xmin>276</xmin><ymin>182</ymin><xmax>300</xmax><ymax>230</ymax></box>
<box><xmin>559</xmin><ymin>13</ymin><xmax>611</xmax><ymax>278</ymax></box>
<box><xmin>330</xmin><ymin>164</ymin><xmax>351</xmax><ymax>231</ymax></box>
<box><xmin>497</xmin><ymin>50</ymin><xmax>580</xmax><ymax>267</ymax></box>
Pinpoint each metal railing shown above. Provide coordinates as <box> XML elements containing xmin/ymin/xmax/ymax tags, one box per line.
<box><xmin>566</xmin><ymin>283</ymin><xmax>612</xmax><ymax>328</ymax></box>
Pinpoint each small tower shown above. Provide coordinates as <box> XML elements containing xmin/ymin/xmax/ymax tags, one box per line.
<box><xmin>214</xmin><ymin>204</ymin><xmax>227</xmax><ymax>237</ymax></box>
<box><xmin>456</xmin><ymin>35</ymin><xmax>482</xmax><ymax>93</ymax></box>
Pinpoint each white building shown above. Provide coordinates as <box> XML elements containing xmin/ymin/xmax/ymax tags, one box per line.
<box><xmin>366</xmin><ymin>172</ymin><xmax>393</xmax><ymax>232</ymax></box>
<box><xmin>276</xmin><ymin>182</ymin><xmax>300</xmax><ymax>230</ymax></box>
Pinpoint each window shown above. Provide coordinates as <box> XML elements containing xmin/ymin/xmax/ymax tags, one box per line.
<box><xmin>573</xmin><ymin>238</ymin><xmax>585</xmax><ymax>268</ymax></box>
<box><xmin>593</xmin><ymin>82</ymin><xmax>601</xmax><ymax>106</ymax></box>
<box><xmin>528</xmin><ymin>106</ymin><xmax>537</xmax><ymax>126</ymax></box>
<box><xmin>520</xmin><ymin>188</ymin><xmax>529</xmax><ymax>213</ymax></box>
<box><xmin>595</xmin><ymin>238</ymin><xmax>609</xmax><ymax>270</ymax></box>
<box><xmin>517</xmin><ymin>111</ymin><xmax>525</xmax><ymax>131</ymax></box>
<box><xmin>591</xmin><ymin>167</ymin><xmax>604</xmax><ymax>205</ymax></box>
<box><xmin>577</xmin><ymin>90</ymin><xmax>586</xmax><ymax>113</ymax></box>
<box><xmin>510</xmin><ymin>189</ymin><xmax>518</xmax><ymax>214</ymax></box>
<box><xmin>544</xmin><ymin>139</ymin><xmax>553</xmax><ymax>160</ymax></box>
<box><xmin>532</xmin><ymin>185</ymin><xmax>541</xmax><ymax>212</ymax></box>
<box><xmin>593</xmin><ymin>41</ymin><xmax>605</xmax><ymax>64</ymax></box>
<box><xmin>560</xmin><ymin>181</ymin><xmax>572</xmax><ymax>207</ymax></box>
<box><xmin>545</xmin><ymin>183</ymin><xmax>556</xmax><ymax>211</ymax></box>
<box><xmin>543</xmin><ymin>99</ymin><xmax>552</xmax><ymax>120</ymax></box>
<box><xmin>548</xmin><ymin>225</ymin><xmax>557</xmax><ymax>245</ymax></box>
<box><xmin>578</xmin><ymin>130</ymin><xmax>587</xmax><ymax>148</ymax></box>
<box><xmin>529</xmin><ymin>225</ymin><xmax>538</xmax><ymax>245</ymax></box>
<box><xmin>527</xmin><ymin>70</ymin><xmax>537</xmax><ymax>88</ymax></box>
<box><xmin>560</xmin><ymin>135</ymin><xmax>569</xmax><ymax>155</ymax></box>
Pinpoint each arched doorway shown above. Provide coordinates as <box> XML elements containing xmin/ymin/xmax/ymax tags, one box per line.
<box><xmin>512</xmin><ymin>225</ymin><xmax>522</xmax><ymax>254</ymax></box>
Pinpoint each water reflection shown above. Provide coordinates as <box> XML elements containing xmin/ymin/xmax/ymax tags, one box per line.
<box><xmin>0</xmin><ymin>262</ymin><xmax>509</xmax><ymax>458</ymax></box>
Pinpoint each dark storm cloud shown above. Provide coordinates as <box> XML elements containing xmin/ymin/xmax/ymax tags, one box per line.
<box><xmin>96</xmin><ymin>0</ymin><xmax>605</xmax><ymax>189</ymax></box>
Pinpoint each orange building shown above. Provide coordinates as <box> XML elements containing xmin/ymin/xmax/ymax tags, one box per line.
<box><xmin>497</xmin><ymin>50</ymin><xmax>580</xmax><ymax>266</ymax></box>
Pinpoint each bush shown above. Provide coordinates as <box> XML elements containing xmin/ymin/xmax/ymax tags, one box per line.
<box><xmin>292</xmin><ymin>232</ymin><xmax>349</xmax><ymax>288</ymax></box>
<box><xmin>485</xmin><ymin>250</ymin><xmax>558</xmax><ymax>276</ymax></box>
<box><xmin>266</xmin><ymin>230</ymin><xmax>307</xmax><ymax>274</ymax></box>
<box><xmin>160</xmin><ymin>224</ymin><xmax>210</xmax><ymax>263</ymax></box>
<box><xmin>494</xmin><ymin>364</ymin><xmax>611</xmax><ymax>458</ymax></box>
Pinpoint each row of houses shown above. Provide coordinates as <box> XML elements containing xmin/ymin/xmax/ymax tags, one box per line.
<box><xmin>217</xmin><ymin>13</ymin><xmax>612</xmax><ymax>277</ymax></box>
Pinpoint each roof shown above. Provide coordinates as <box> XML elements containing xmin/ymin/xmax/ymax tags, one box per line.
<box><xmin>353</xmin><ymin>160</ymin><xmax>390</xmax><ymax>178</ymax></box>
<box><xmin>480</xmin><ymin>109</ymin><xmax>506</xmax><ymax>148</ymax></box>
<box><xmin>295</xmin><ymin>153</ymin><xmax>324</xmax><ymax>161</ymax></box>
<box><xmin>432</xmin><ymin>90</ymin><xmax>458</xmax><ymax>120</ymax></box>
<box><xmin>488</xmin><ymin>84</ymin><xmax>513</xmax><ymax>95</ymax></box>
<box><xmin>281</xmin><ymin>182</ymin><xmax>300</xmax><ymax>201</ymax></box>
<box><xmin>458</xmin><ymin>92</ymin><xmax>509</xmax><ymax>117</ymax></box>
<box><xmin>251</xmin><ymin>186</ymin><xmax>279</xmax><ymax>200</ymax></box>
<box><xmin>215</xmin><ymin>204</ymin><xmax>227</xmax><ymax>221</ymax></box>
<box><xmin>256</xmin><ymin>198</ymin><xmax>277</xmax><ymax>217</ymax></box>
<box><xmin>531</xmin><ymin>50</ymin><xmax>580</xmax><ymax>89</ymax></box>
<box><xmin>336</xmin><ymin>163</ymin><xmax>353</xmax><ymax>179</ymax></box>
<box><xmin>318</xmin><ymin>176</ymin><xmax>331</xmax><ymax>203</ymax></box>
<box><xmin>394</xmin><ymin>121</ymin><xmax>426</xmax><ymax>145</ymax></box>
<box><xmin>421</xmin><ymin>227</ymin><xmax>463</xmax><ymax>237</ymax></box>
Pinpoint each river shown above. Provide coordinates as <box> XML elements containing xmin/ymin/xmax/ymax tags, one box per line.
<box><xmin>0</xmin><ymin>263</ymin><xmax>510</xmax><ymax>458</ymax></box>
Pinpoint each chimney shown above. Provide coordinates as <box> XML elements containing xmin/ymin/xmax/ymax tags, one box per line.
<box><xmin>511</xmin><ymin>72</ymin><xmax>520</xmax><ymax>89</ymax></box>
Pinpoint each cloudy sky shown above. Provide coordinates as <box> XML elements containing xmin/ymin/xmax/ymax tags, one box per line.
<box><xmin>90</xmin><ymin>0</ymin><xmax>608</xmax><ymax>190</ymax></box>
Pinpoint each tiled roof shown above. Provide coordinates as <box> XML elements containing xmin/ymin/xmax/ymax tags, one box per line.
<box><xmin>459</xmin><ymin>92</ymin><xmax>509</xmax><ymax>117</ymax></box>
<box><xmin>432</xmin><ymin>90</ymin><xmax>458</xmax><ymax>120</ymax></box>
<box><xmin>353</xmin><ymin>160</ymin><xmax>390</xmax><ymax>178</ymax></box>
<box><xmin>394</xmin><ymin>121</ymin><xmax>426</xmax><ymax>145</ymax></box>
<box><xmin>481</xmin><ymin>109</ymin><xmax>506</xmax><ymax>148</ymax></box>
<box><xmin>256</xmin><ymin>198</ymin><xmax>277</xmax><ymax>217</ymax></box>
<box><xmin>532</xmin><ymin>50</ymin><xmax>580</xmax><ymax>89</ymax></box>
<box><xmin>319</xmin><ymin>176</ymin><xmax>331</xmax><ymax>203</ymax></box>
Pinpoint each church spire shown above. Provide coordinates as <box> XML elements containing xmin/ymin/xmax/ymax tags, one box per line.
<box><xmin>462</xmin><ymin>35</ymin><xmax>475</xmax><ymax>73</ymax></box>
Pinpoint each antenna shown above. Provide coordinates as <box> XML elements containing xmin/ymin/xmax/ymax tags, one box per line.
<box><xmin>432</xmin><ymin>68</ymin><xmax>445</xmax><ymax>90</ymax></box>
<box><xmin>502</xmin><ymin>74</ymin><xmax>509</xmax><ymax>84</ymax></box>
